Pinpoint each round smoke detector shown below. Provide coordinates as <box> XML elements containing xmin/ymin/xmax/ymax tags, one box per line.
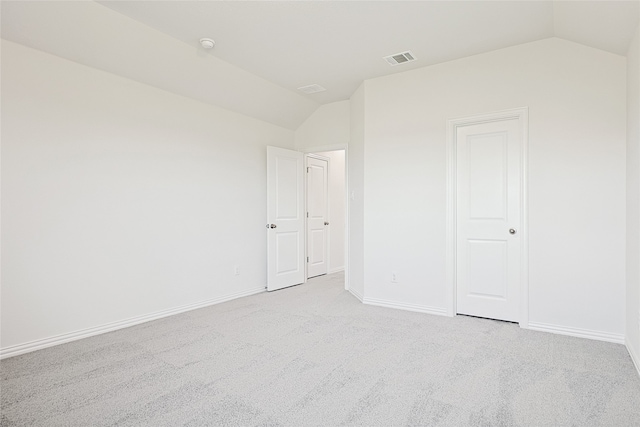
<box><xmin>199</xmin><ymin>38</ymin><xmax>215</xmax><ymax>49</ymax></box>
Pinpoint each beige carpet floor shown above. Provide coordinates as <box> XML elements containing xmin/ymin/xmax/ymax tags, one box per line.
<box><xmin>2</xmin><ymin>271</ymin><xmax>640</xmax><ymax>426</ymax></box>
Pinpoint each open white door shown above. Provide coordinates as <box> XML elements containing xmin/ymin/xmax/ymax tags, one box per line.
<box><xmin>306</xmin><ymin>156</ymin><xmax>329</xmax><ymax>278</ymax></box>
<box><xmin>267</xmin><ymin>146</ymin><xmax>305</xmax><ymax>291</ymax></box>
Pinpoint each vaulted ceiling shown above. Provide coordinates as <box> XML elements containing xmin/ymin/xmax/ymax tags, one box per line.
<box><xmin>2</xmin><ymin>1</ymin><xmax>639</xmax><ymax>129</ymax></box>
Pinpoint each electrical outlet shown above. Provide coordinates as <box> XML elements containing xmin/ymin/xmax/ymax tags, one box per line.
<box><xmin>391</xmin><ymin>271</ymin><xmax>398</xmax><ymax>283</ymax></box>
<box><xmin>234</xmin><ymin>266</ymin><xmax>240</xmax><ymax>276</ymax></box>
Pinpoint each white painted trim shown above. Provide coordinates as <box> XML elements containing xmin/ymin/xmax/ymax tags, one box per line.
<box><xmin>328</xmin><ymin>267</ymin><xmax>345</xmax><ymax>274</ymax></box>
<box><xmin>446</xmin><ymin>107</ymin><xmax>529</xmax><ymax>327</ymax></box>
<box><xmin>627</xmin><ymin>339</ymin><xmax>640</xmax><ymax>378</ymax></box>
<box><xmin>527</xmin><ymin>321</ymin><xmax>624</xmax><ymax>344</ymax></box>
<box><xmin>343</xmin><ymin>147</ymin><xmax>349</xmax><ymax>292</ymax></box>
<box><xmin>306</xmin><ymin>153</ymin><xmax>331</xmax><ymax>161</ymax></box>
<box><xmin>363</xmin><ymin>297</ymin><xmax>448</xmax><ymax>317</ymax></box>
<box><xmin>301</xmin><ymin>143</ymin><xmax>346</xmax><ymax>154</ymax></box>
<box><xmin>348</xmin><ymin>287</ymin><xmax>364</xmax><ymax>302</ymax></box>
<box><xmin>0</xmin><ymin>286</ymin><xmax>265</xmax><ymax>359</ymax></box>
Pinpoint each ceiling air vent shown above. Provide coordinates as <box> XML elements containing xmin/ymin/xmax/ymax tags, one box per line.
<box><xmin>297</xmin><ymin>84</ymin><xmax>326</xmax><ymax>94</ymax></box>
<box><xmin>383</xmin><ymin>51</ymin><xmax>416</xmax><ymax>66</ymax></box>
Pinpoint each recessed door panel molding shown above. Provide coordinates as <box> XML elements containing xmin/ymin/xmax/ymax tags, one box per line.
<box><xmin>275</xmin><ymin>232</ymin><xmax>300</xmax><ymax>275</ymax></box>
<box><xmin>267</xmin><ymin>146</ymin><xmax>305</xmax><ymax>291</ymax></box>
<box><xmin>308</xmin><ymin>164</ymin><xmax>326</xmax><ymax>217</ymax></box>
<box><xmin>276</xmin><ymin>157</ymin><xmax>300</xmax><ymax>220</ymax></box>
<box><xmin>306</xmin><ymin>155</ymin><xmax>329</xmax><ymax>279</ymax></box>
<box><xmin>309</xmin><ymin>229</ymin><xmax>325</xmax><ymax>265</ymax></box>
<box><xmin>466</xmin><ymin>239</ymin><xmax>508</xmax><ymax>300</ymax></box>
<box><xmin>446</xmin><ymin>108</ymin><xmax>529</xmax><ymax>326</ymax></box>
<box><xmin>467</xmin><ymin>131</ymin><xmax>508</xmax><ymax>220</ymax></box>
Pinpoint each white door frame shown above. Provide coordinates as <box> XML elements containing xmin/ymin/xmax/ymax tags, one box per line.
<box><xmin>305</xmin><ymin>153</ymin><xmax>331</xmax><ymax>279</ymax></box>
<box><xmin>445</xmin><ymin>108</ymin><xmax>529</xmax><ymax>328</ymax></box>
<box><xmin>301</xmin><ymin>144</ymin><xmax>349</xmax><ymax>291</ymax></box>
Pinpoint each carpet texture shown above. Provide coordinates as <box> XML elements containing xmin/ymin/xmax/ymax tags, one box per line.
<box><xmin>2</xmin><ymin>272</ymin><xmax>640</xmax><ymax>426</ymax></box>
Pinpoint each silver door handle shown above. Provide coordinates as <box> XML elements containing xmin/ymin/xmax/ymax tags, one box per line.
<box><xmin>266</xmin><ymin>224</ymin><xmax>276</xmax><ymax>229</ymax></box>
<box><xmin>509</xmin><ymin>228</ymin><xmax>516</xmax><ymax>235</ymax></box>
<box><xmin>324</xmin><ymin>222</ymin><xmax>329</xmax><ymax>225</ymax></box>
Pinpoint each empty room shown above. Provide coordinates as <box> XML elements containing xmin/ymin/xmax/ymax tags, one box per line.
<box><xmin>2</xmin><ymin>1</ymin><xmax>640</xmax><ymax>426</ymax></box>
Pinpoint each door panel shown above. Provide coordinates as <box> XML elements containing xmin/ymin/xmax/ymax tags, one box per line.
<box><xmin>309</xmin><ymin>229</ymin><xmax>324</xmax><ymax>265</ymax></box>
<box><xmin>275</xmin><ymin>232</ymin><xmax>301</xmax><ymax>274</ymax></box>
<box><xmin>276</xmin><ymin>157</ymin><xmax>300</xmax><ymax>219</ymax></box>
<box><xmin>467</xmin><ymin>240</ymin><xmax>507</xmax><ymax>299</ymax></box>
<box><xmin>467</xmin><ymin>132</ymin><xmax>507</xmax><ymax>219</ymax></box>
<box><xmin>307</xmin><ymin>156</ymin><xmax>328</xmax><ymax>278</ymax></box>
<box><xmin>456</xmin><ymin>119</ymin><xmax>521</xmax><ymax>322</ymax></box>
<box><xmin>267</xmin><ymin>146</ymin><xmax>305</xmax><ymax>291</ymax></box>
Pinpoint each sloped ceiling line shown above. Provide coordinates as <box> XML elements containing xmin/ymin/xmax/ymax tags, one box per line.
<box><xmin>2</xmin><ymin>1</ymin><xmax>638</xmax><ymax>129</ymax></box>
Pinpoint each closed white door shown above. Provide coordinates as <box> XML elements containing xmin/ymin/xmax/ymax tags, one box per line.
<box><xmin>456</xmin><ymin>119</ymin><xmax>521</xmax><ymax>322</ymax></box>
<box><xmin>306</xmin><ymin>156</ymin><xmax>329</xmax><ymax>278</ymax></box>
<box><xmin>267</xmin><ymin>146</ymin><xmax>305</xmax><ymax>291</ymax></box>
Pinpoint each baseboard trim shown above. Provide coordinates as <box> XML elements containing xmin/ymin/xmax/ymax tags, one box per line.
<box><xmin>363</xmin><ymin>297</ymin><xmax>448</xmax><ymax>317</ymax></box>
<box><xmin>328</xmin><ymin>267</ymin><xmax>345</xmax><ymax>274</ymax></box>
<box><xmin>348</xmin><ymin>287</ymin><xmax>364</xmax><ymax>302</ymax></box>
<box><xmin>627</xmin><ymin>339</ymin><xmax>640</xmax><ymax>378</ymax></box>
<box><xmin>527</xmin><ymin>321</ymin><xmax>624</xmax><ymax>344</ymax></box>
<box><xmin>0</xmin><ymin>286</ymin><xmax>265</xmax><ymax>360</ymax></box>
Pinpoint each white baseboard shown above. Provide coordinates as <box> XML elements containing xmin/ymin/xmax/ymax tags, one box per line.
<box><xmin>348</xmin><ymin>286</ymin><xmax>364</xmax><ymax>302</ymax></box>
<box><xmin>0</xmin><ymin>286</ymin><xmax>265</xmax><ymax>360</ymax></box>
<box><xmin>632</xmin><ymin>309</ymin><xmax>640</xmax><ymax>378</ymax></box>
<box><xmin>527</xmin><ymin>321</ymin><xmax>625</xmax><ymax>344</ymax></box>
<box><xmin>627</xmin><ymin>339</ymin><xmax>640</xmax><ymax>378</ymax></box>
<box><xmin>363</xmin><ymin>297</ymin><xmax>448</xmax><ymax>317</ymax></box>
<box><xmin>328</xmin><ymin>267</ymin><xmax>345</xmax><ymax>274</ymax></box>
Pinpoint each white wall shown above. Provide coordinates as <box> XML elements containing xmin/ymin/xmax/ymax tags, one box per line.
<box><xmin>361</xmin><ymin>38</ymin><xmax>627</xmax><ymax>339</ymax></box>
<box><xmin>295</xmin><ymin>101</ymin><xmax>350</xmax><ymax>151</ymax></box>
<box><xmin>348</xmin><ymin>85</ymin><xmax>366</xmax><ymax>300</ymax></box>
<box><xmin>313</xmin><ymin>151</ymin><xmax>346</xmax><ymax>273</ymax></box>
<box><xmin>627</xmin><ymin>23</ymin><xmax>640</xmax><ymax>366</ymax></box>
<box><xmin>1</xmin><ymin>40</ymin><xmax>294</xmax><ymax>354</ymax></box>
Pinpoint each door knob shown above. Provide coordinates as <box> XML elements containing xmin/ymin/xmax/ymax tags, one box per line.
<box><xmin>324</xmin><ymin>222</ymin><xmax>329</xmax><ymax>225</ymax></box>
<box><xmin>509</xmin><ymin>228</ymin><xmax>516</xmax><ymax>235</ymax></box>
<box><xmin>267</xmin><ymin>224</ymin><xmax>276</xmax><ymax>229</ymax></box>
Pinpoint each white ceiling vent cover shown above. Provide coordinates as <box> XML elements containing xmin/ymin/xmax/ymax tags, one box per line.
<box><xmin>383</xmin><ymin>51</ymin><xmax>416</xmax><ymax>66</ymax></box>
<box><xmin>297</xmin><ymin>84</ymin><xmax>326</xmax><ymax>94</ymax></box>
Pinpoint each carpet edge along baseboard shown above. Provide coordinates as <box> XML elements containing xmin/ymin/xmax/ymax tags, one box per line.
<box><xmin>0</xmin><ymin>286</ymin><xmax>266</xmax><ymax>359</ymax></box>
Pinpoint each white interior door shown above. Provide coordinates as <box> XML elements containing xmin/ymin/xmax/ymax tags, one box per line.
<box><xmin>456</xmin><ymin>118</ymin><xmax>521</xmax><ymax>322</ymax></box>
<box><xmin>306</xmin><ymin>156</ymin><xmax>329</xmax><ymax>278</ymax></box>
<box><xmin>267</xmin><ymin>146</ymin><xmax>305</xmax><ymax>291</ymax></box>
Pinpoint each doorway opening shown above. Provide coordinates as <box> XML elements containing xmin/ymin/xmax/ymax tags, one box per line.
<box><xmin>266</xmin><ymin>145</ymin><xmax>348</xmax><ymax>293</ymax></box>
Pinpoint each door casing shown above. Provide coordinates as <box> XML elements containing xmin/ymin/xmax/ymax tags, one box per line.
<box><xmin>445</xmin><ymin>107</ymin><xmax>529</xmax><ymax>328</ymax></box>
